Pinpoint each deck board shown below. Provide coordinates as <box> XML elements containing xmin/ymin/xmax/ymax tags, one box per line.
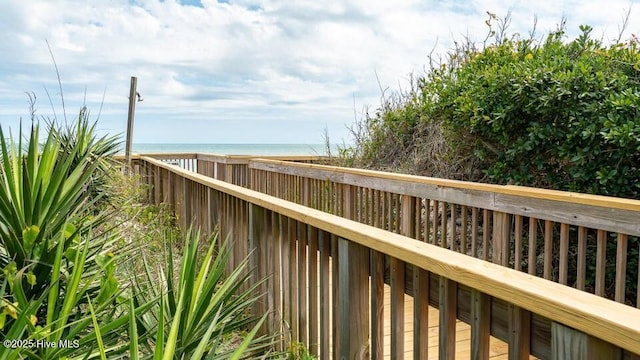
<box><xmin>380</xmin><ymin>283</ymin><xmax>511</xmax><ymax>360</ymax></box>
<box><xmin>316</xmin><ymin>265</ymin><xmax>516</xmax><ymax>359</ymax></box>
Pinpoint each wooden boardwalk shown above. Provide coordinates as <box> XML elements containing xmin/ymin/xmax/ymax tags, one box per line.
<box><xmin>138</xmin><ymin>156</ymin><xmax>640</xmax><ymax>359</ymax></box>
<box><xmin>319</xmin><ymin>267</ymin><xmax>514</xmax><ymax>359</ymax></box>
<box><xmin>381</xmin><ymin>283</ymin><xmax>510</xmax><ymax>359</ymax></box>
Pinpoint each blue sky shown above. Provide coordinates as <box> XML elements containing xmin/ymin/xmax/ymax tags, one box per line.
<box><xmin>1</xmin><ymin>0</ymin><xmax>638</xmax><ymax>144</ymax></box>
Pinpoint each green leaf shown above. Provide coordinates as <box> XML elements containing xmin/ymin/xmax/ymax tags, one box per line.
<box><xmin>63</xmin><ymin>223</ymin><xmax>76</xmax><ymax>240</ymax></box>
<box><xmin>95</xmin><ymin>275</ymin><xmax>118</xmax><ymax>305</ymax></box>
<box><xmin>228</xmin><ymin>315</ymin><xmax>266</xmax><ymax>360</ymax></box>
<box><xmin>26</xmin><ymin>272</ymin><xmax>36</xmax><ymax>288</ymax></box>
<box><xmin>129</xmin><ymin>296</ymin><xmax>139</xmax><ymax>360</ymax></box>
<box><xmin>22</xmin><ymin>225</ymin><xmax>40</xmax><ymax>253</ymax></box>
<box><xmin>87</xmin><ymin>295</ymin><xmax>107</xmax><ymax>360</ymax></box>
<box><xmin>3</xmin><ymin>262</ymin><xmax>17</xmax><ymax>281</ymax></box>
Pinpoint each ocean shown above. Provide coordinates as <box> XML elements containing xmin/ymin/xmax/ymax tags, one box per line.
<box><xmin>129</xmin><ymin>143</ymin><xmax>336</xmax><ymax>156</ymax></box>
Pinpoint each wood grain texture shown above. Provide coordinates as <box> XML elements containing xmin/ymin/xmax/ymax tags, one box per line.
<box><xmin>338</xmin><ymin>238</ymin><xmax>370</xmax><ymax>360</ymax></box>
<box><xmin>552</xmin><ymin>322</ymin><xmax>622</xmax><ymax>360</ymax></box>
<box><xmin>577</xmin><ymin>227</ymin><xmax>587</xmax><ymax>291</ymax></box>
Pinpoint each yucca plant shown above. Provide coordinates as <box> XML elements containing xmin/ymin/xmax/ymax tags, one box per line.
<box><xmin>131</xmin><ymin>228</ymin><xmax>279</xmax><ymax>359</ymax></box>
<box><xmin>0</xmin><ymin>228</ymin><xmax>156</xmax><ymax>360</ymax></box>
<box><xmin>1</xmin><ymin>108</ymin><xmax>279</xmax><ymax>359</ymax></box>
<box><xmin>0</xmin><ymin>118</ymin><xmax>141</xmax><ymax>358</ymax></box>
<box><xmin>0</xmin><ymin>122</ymin><xmax>105</xmax><ymax>300</ymax></box>
<box><xmin>48</xmin><ymin>107</ymin><xmax>121</xmax><ymax>207</ymax></box>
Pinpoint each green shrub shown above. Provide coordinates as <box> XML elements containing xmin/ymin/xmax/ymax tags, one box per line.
<box><xmin>350</xmin><ymin>17</ymin><xmax>640</xmax><ymax>199</ymax></box>
<box><xmin>430</xmin><ymin>24</ymin><xmax>640</xmax><ymax>198</ymax></box>
<box><xmin>346</xmin><ymin>15</ymin><xmax>639</xmax><ymax>303</ymax></box>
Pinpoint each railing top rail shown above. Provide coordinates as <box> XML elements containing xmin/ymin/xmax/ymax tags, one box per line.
<box><xmin>141</xmin><ymin>155</ymin><xmax>640</xmax><ymax>354</ymax></box>
<box><xmin>249</xmin><ymin>158</ymin><xmax>640</xmax><ymax>212</ymax></box>
<box><xmin>195</xmin><ymin>153</ymin><xmax>326</xmax><ymax>164</ymax></box>
<box><xmin>138</xmin><ymin>153</ymin><xmax>199</xmax><ymax>159</ymax></box>
<box><xmin>129</xmin><ymin>152</ymin><xmax>326</xmax><ymax>164</ymax></box>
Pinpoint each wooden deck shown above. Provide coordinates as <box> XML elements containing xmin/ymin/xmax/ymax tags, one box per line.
<box><xmin>381</xmin><ymin>283</ymin><xmax>510</xmax><ymax>359</ymax></box>
<box><xmin>319</xmin><ymin>265</ymin><xmax>514</xmax><ymax>359</ymax></box>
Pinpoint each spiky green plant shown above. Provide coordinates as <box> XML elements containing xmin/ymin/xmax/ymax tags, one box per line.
<box><xmin>0</xmin><ymin>229</ymin><xmax>156</xmax><ymax>360</ymax></box>
<box><xmin>0</xmin><ymin>121</ymin><xmax>105</xmax><ymax>299</ymax></box>
<box><xmin>0</xmin><ymin>118</ymin><xmax>144</xmax><ymax>358</ymax></box>
<box><xmin>47</xmin><ymin>106</ymin><xmax>121</xmax><ymax>207</ymax></box>
<box><xmin>132</xmin><ymin>228</ymin><xmax>279</xmax><ymax>359</ymax></box>
<box><xmin>1</xmin><ymin>108</ymin><xmax>279</xmax><ymax>359</ymax></box>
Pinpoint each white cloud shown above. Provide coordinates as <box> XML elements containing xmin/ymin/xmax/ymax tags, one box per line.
<box><xmin>1</xmin><ymin>0</ymin><xmax>639</xmax><ymax>144</ymax></box>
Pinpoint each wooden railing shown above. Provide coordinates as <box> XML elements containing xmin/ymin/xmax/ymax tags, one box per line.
<box><xmin>246</xmin><ymin>159</ymin><xmax>640</xmax><ymax>308</ymax></box>
<box><xmin>140</xmin><ymin>152</ymin><xmax>640</xmax><ymax>308</ymax></box>
<box><xmin>133</xmin><ymin>155</ymin><xmax>640</xmax><ymax>359</ymax></box>
<box><xmin>141</xmin><ymin>153</ymin><xmax>325</xmax><ymax>186</ymax></box>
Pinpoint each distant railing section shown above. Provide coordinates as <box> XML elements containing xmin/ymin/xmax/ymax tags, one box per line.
<box><xmin>142</xmin><ymin>152</ymin><xmax>326</xmax><ymax>186</ymax></box>
<box><xmin>246</xmin><ymin>159</ymin><xmax>640</xmax><ymax>308</ymax></box>
<box><xmin>133</xmin><ymin>155</ymin><xmax>640</xmax><ymax>359</ymax></box>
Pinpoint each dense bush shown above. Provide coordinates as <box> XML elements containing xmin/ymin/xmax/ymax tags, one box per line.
<box><xmin>431</xmin><ymin>24</ymin><xmax>640</xmax><ymax>198</ymax></box>
<box><xmin>350</xmin><ymin>18</ymin><xmax>640</xmax><ymax>199</ymax></box>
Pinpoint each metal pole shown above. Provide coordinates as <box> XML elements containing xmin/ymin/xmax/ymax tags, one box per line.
<box><xmin>125</xmin><ymin>76</ymin><xmax>137</xmax><ymax>174</ymax></box>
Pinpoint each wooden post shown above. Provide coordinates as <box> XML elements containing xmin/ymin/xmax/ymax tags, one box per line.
<box><xmin>471</xmin><ymin>290</ymin><xmax>490</xmax><ymax>360</ymax></box>
<box><xmin>508</xmin><ymin>305</ymin><xmax>531</xmax><ymax>360</ymax></box>
<box><xmin>124</xmin><ymin>76</ymin><xmax>137</xmax><ymax>174</ymax></box>
<box><xmin>439</xmin><ymin>277</ymin><xmax>458</xmax><ymax>359</ymax></box>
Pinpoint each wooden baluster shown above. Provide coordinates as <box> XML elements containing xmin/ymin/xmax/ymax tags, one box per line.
<box><xmin>331</xmin><ymin>234</ymin><xmax>340</xmax><ymax>359</ymax></box>
<box><xmin>461</xmin><ymin>205</ymin><xmax>469</xmax><ymax>255</ymax></box>
<box><xmin>528</xmin><ymin>217</ymin><xmax>538</xmax><ymax>275</ymax></box>
<box><xmin>615</xmin><ymin>233</ymin><xmax>628</xmax><ymax>303</ymax></box>
<box><xmin>595</xmin><ymin>230</ymin><xmax>606</xmax><ymax>297</ymax></box>
<box><xmin>370</xmin><ymin>250</ymin><xmax>384</xmax><ymax>360</ymax></box>
<box><xmin>493</xmin><ymin>211</ymin><xmax>511</xmax><ymax>266</ymax></box>
<box><xmin>441</xmin><ymin>201</ymin><xmax>448</xmax><ymax>248</ymax></box>
<box><xmin>483</xmin><ymin>209</ymin><xmax>490</xmax><ymax>261</ymax></box>
<box><xmin>560</xmin><ymin>223</ymin><xmax>570</xmax><ymax>285</ymax></box>
<box><xmin>508</xmin><ymin>305</ymin><xmax>531</xmax><ymax>360</ymax></box>
<box><xmin>514</xmin><ymin>215</ymin><xmax>523</xmax><ymax>271</ymax></box>
<box><xmin>319</xmin><ymin>230</ymin><xmax>330</xmax><ymax>359</ymax></box>
<box><xmin>544</xmin><ymin>220</ymin><xmax>553</xmax><ymax>280</ymax></box>
<box><xmin>414</xmin><ymin>267</ymin><xmax>429</xmax><ymax>360</ymax></box>
<box><xmin>577</xmin><ymin>227</ymin><xmax>587</xmax><ymax>291</ymax></box>
<box><xmin>298</xmin><ymin>223</ymin><xmax>308</xmax><ymax>346</ymax></box>
<box><xmin>390</xmin><ymin>256</ymin><xmax>405</xmax><ymax>359</ymax></box>
<box><xmin>289</xmin><ymin>219</ymin><xmax>299</xmax><ymax>342</ymax></box>
<box><xmin>308</xmin><ymin>226</ymin><xmax>319</xmax><ymax>356</ymax></box>
<box><xmin>472</xmin><ymin>207</ymin><xmax>479</xmax><ymax>257</ymax></box>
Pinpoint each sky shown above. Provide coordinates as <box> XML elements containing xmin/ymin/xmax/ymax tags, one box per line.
<box><xmin>0</xmin><ymin>0</ymin><xmax>638</xmax><ymax>144</ymax></box>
